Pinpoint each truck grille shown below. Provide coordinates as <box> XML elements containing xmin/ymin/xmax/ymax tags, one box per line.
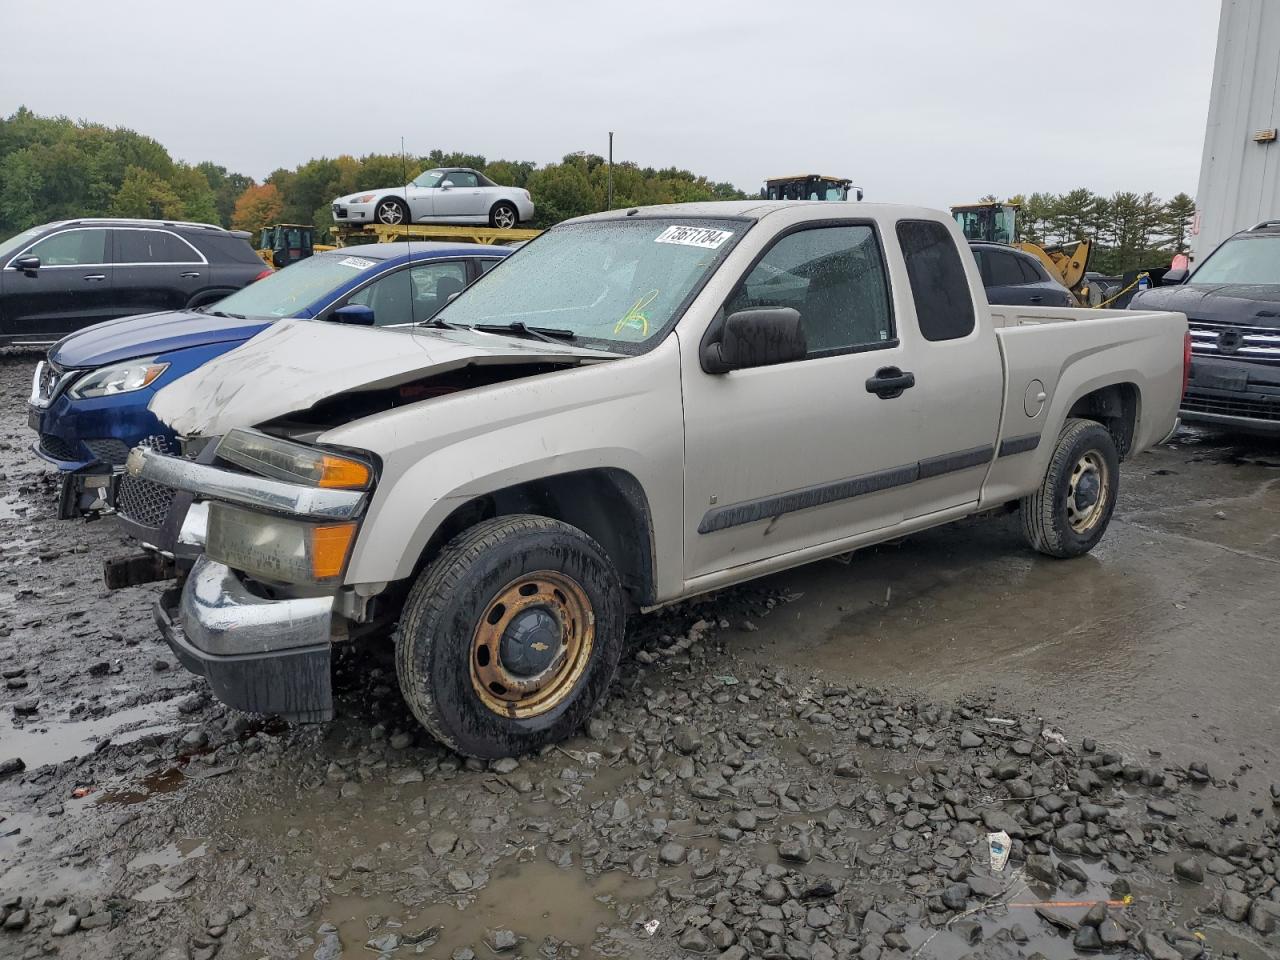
<box><xmin>1188</xmin><ymin>318</ymin><xmax>1280</xmax><ymax>365</ymax></box>
<box><xmin>83</xmin><ymin>438</ymin><xmax>132</xmax><ymax>465</ymax></box>
<box><xmin>116</xmin><ymin>436</ymin><xmax>177</xmax><ymax>529</ymax></box>
<box><xmin>1183</xmin><ymin>390</ymin><xmax>1280</xmax><ymax>422</ymax></box>
<box><xmin>39</xmin><ymin>434</ymin><xmax>79</xmax><ymax>461</ymax></box>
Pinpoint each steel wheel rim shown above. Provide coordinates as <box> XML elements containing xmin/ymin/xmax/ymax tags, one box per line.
<box><xmin>494</xmin><ymin>206</ymin><xmax>515</xmax><ymax>229</ymax></box>
<box><xmin>378</xmin><ymin>201</ymin><xmax>404</xmax><ymax>224</ymax></box>
<box><xmin>470</xmin><ymin>570</ymin><xmax>594</xmax><ymax>719</ymax></box>
<box><xmin>1066</xmin><ymin>450</ymin><xmax>1109</xmax><ymax>534</ymax></box>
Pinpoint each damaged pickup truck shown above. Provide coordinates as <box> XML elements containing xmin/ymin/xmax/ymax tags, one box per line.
<box><xmin>114</xmin><ymin>201</ymin><xmax>1189</xmax><ymax>757</ymax></box>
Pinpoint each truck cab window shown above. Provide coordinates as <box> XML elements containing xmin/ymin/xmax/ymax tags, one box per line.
<box><xmin>724</xmin><ymin>225</ymin><xmax>893</xmax><ymax>356</ymax></box>
<box><xmin>896</xmin><ymin>220</ymin><xmax>975</xmax><ymax>341</ymax></box>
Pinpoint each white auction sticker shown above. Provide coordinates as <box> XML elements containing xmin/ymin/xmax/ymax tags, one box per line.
<box><xmin>654</xmin><ymin>225</ymin><xmax>734</xmax><ymax>249</ymax></box>
<box><xmin>338</xmin><ymin>256</ymin><xmax>376</xmax><ymax>269</ymax></box>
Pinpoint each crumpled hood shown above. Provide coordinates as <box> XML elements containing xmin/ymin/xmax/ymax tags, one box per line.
<box><xmin>148</xmin><ymin>318</ymin><xmax>619</xmax><ymax>436</ymax></box>
<box><xmin>1131</xmin><ymin>283</ymin><xmax>1280</xmax><ymax>326</ymax></box>
<box><xmin>50</xmin><ymin>309</ymin><xmax>272</xmax><ymax>369</ymax></box>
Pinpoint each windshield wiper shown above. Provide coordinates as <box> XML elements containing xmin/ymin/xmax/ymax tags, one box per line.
<box><xmin>473</xmin><ymin>321</ymin><xmax>577</xmax><ymax>343</ymax></box>
<box><xmin>421</xmin><ymin>316</ymin><xmax>459</xmax><ymax>330</ymax></box>
<box><xmin>204</xmin><ymin>310</ymin><xmax>247</xmax><ymax>320</ymax></box>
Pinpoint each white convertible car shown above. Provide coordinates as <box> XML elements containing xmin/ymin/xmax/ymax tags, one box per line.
<box><xmin>331</xmin><ymin>167</ymin><xmax>535</xmax><ymax>230</ymax></box>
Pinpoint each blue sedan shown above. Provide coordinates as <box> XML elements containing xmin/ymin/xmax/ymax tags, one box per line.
<box><xmin>29</xmin><ymin>241</ymin><xmax>511</xmax><ymax>517</ymax></box>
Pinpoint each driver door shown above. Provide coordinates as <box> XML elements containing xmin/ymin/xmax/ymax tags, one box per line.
<box><xmin>434</xmin><ymin>171</ymin><xmax>485</xmax><ymax>219</ymax></box>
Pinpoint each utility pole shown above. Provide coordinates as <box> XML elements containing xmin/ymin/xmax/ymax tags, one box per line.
<box><xmin>607</xmin><ymin>131</ymin><xmax>614</xmax><ymax>210</ymax></box>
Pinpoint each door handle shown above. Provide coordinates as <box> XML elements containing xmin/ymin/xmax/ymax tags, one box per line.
<box><xmin>1028</xmin><ymin>295</ymin><xmax>1043</xmax><ymax>303</ymax></box>
<box><xmin>865</xmin><ymin>366</ymin><xmax>915</xmax><ymax>399</ymax></box>
<box><xmin>82</xmin><ymin>274</ymin><xmax>106</xmax><ymax>282</ymax></box>
<box><xmin>180</xmin><ymin>271</ymin><xmax>201</xmax><ymax>278</ymax></box>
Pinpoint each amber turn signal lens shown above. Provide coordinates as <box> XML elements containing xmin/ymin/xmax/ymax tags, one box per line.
<box><xmin>310</xmin><ymin>523</ymin><xmax>357</xmax><ymax>580</ymax></box>
<box><xmin>318</xmin><ymin>455</ymin><xmax>372</xmax><ymax>489</ymax></box>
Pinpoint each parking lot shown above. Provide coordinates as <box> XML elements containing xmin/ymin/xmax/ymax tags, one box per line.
<box><xmin>2</xmin><ymin>349</ymin><xmax>1279</xmax><ymax>960</ymax></box>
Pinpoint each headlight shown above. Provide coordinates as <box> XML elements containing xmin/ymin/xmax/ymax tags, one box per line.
<box><xmin>207</xmin><ymin>501</ymin><xmax>356</xmax><ymax>585</ymax></box>
<box><xmin>351</xmin><ymin>194</ymin><xmax>375</xmax><ymax>204</ymax></box>
<box><xmin>216</xmin><ymin>428</ymin><xmax>373</xmax><ymax>489</ymax></box>
<box><xmin>68</xmin><ymin>358</ymin><xmax>168</xmax><ymax>399</ymax></box>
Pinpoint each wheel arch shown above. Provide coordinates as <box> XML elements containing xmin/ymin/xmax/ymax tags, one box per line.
<box><xmin>1065</xmin><ymin>381</ymin><xmax>1140</xmax><ymax>459</ymax></box>
<box><xmin>411</xmin><ymin>467</ymin><xmax>657</xmax><ymax>609</ymax></box>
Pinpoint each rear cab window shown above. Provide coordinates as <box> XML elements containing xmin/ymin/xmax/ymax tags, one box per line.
<box><xmin>896</xmin><ymin>220</ymin><xmax>976</xmax><ymax>341</ymax></box>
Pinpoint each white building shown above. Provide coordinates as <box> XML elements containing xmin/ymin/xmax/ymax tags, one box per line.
<box><xmin>1192</xmin><ymin>0</ymin><xmax>1280</xmax><ymax>258</ymax></box>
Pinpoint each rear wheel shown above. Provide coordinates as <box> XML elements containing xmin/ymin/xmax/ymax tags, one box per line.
<box><xmin>394</xmin><ymin>515</ymin><xmax>625</xmax><ymax>757</ymax></box>
<box><xmin>489</xmin><ymin>202</ymin><xmax>519</xmax><ymax>229</ymax></box>
<box><xmin>375</xmin><ymin>198</ymin><xmax>409</xmax><ymax>225</ymax></box>
<box><xmin>1020</xmin><ymin>418</ymin><xmax>1119</xmax><ymax>558</ymax></box>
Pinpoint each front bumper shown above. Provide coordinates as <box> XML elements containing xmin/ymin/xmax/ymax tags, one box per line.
<box><xmin>156</xmin><ymin>556</ymin><xmax>335</xmax><ymax>722</ymax></box>
<box><xmin>332</xmin><ymin>201</ymin><xmax>374</xmax><ymax>224</ymax></box>
<box><xmin>1180</xmin><ymin>355</ymin><xmax>1280</xmax><ymax>435</ymax></box>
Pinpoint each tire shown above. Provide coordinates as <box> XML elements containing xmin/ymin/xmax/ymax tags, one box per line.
<box><xmin>375</xmin><ymin>198</ymin><xmax>409</xmax><ymax>226</ymax></box>
<box><xmin>394</xmin><ymin>515</ymin><xmax>626</xmax><ymax>758</ymax></box>
<box><xmin>1019</xmin><ymin>417</ymin><xmax>1120</xmax><ymax>558</ymax></box>
<box><xmin>489</xmin><ymin>202</ymin><xmax>519</xmax><ymax>230</ymax></box>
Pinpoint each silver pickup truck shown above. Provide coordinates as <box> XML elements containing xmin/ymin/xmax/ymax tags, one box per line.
<box><xmin>116</xmin><ymin>201</ymin><xmax>1188</xmax><ymax>757</ymax></box>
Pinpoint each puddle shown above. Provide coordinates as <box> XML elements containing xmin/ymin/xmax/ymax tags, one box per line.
<box><xmin>0</xmin><ymin>694</ymin><xmax>187</xmax><ymax>769</ymax></box>
<box><xmin>311</xmin><ymin>858</ymin><xmax>655</xmax><ymax>958</ymax></box>
<box><xmin>128</xmin><ymin>838</ymin><xmax>207</xmax><ymax>872</ymax></box>
<box><xmin>96</xmin><ymin>765</ymin><xmax>189</xmax><ymax>806</ymax></box>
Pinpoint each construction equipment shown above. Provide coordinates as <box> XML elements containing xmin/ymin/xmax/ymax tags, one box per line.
<box><xmin>762</xmin><ymin>175</ymin><xmax>863</xmax><ymax>202</ymax></box>
<box><xmin>331</xmin><ymin>222</ymin><xmax>542</xmax><ymax>248</ymax></box>
<box><xmin>257</xmin><ymin>224</ymin><xmax>334</xmax><ymax>268</ymax></box>
<box><xmin>951</xmin><ymin>202</ymin><xmax>1095</xmax><ymax>305</ymax></box>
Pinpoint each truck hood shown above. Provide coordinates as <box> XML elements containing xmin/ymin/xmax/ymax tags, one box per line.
<box><xmin>50</xmin><ymin>309</ymin><xmax>272</xmax><ymax>369</ymax></box>
<box><xmin>149</xmin><ymin>318</ymin><xmax>621</xmax><ymax>436</ymax></box>
<box><xmin>1131</xmin><ymin>283</ymin><xmax>1280</xmax><ymax>326</ymax></box>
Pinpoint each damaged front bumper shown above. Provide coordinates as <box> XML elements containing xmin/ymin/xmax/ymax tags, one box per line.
<box><xmin>156</xmin><ymin>555</ymin><xmax>335</xmax><ymax>722</ymax></box>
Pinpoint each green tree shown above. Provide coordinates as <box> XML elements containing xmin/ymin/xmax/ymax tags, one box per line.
<box><xmin>1163</xmin><ymin>192</ymin><xmax>1196</xmax><ymax>254</ymax></box>
<box><xmin>170</xmin><ymin>163</ymin><xmax>220</xmax><ymax>223</ymax></box>
<box><xmin>111</xmin><ymin>165</ymin><xmax>183</xmax><ymax>219</ymax></box>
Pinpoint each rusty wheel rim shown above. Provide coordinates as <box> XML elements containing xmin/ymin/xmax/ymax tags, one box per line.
<box><xmin>1066</xmin><ymin>450</ymin><xmax>1110</xmax><ymax>534</ymax></box>
<box><xmin>469</xmin><ymin>570</ymin><xmax>595</xmax><ymax>719</ymax></box>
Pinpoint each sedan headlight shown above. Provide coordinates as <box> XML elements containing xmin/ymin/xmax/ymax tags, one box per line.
<box><xmin>216</xmin><ymin>428</ymin><xmax>373</xmax><ymax>489</ymax></box>
<box><xmin>68</xmin><ymin>358</ymin><xmax>168</xmax><ymax>399</ymax></box>
<box><xmin>207</xmin><ymin>501</ymin><xmax>356</xmax><ymax>585</ymax></box>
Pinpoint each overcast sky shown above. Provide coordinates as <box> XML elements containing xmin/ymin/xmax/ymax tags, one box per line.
<box><xmin>2</xmin><ymin>0</ymin><xmax>1221</xmax><ymax>206</ymax></box>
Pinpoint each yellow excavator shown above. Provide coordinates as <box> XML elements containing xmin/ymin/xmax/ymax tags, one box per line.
<box><xmin>950</xmin><ymin>202</ymin><xmax>1095</xmax><ymax>305</ymax></box>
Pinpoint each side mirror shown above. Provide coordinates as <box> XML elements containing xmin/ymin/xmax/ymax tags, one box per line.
<box><xmin>272</xmin><ymin>249</ymin><xmax>287</xmax><ymax>269</ymax></box>
<box><xmin>11</xmin><ymin>255</ymin><xmax>40</xmax><ymax>274</ymax></box>
<box><xmin>439</xmin><ymin>182</ymin><xmax>453</xmax><ymax>191</ymax></box>
<box><xmin>702</xmin><ymin>308</ymin><xmax>806</xmax><ymax>374</ymax></box>
<box><xmin>1161</xmin><ymin>267</ymin><xmax>1189</xmax><ymax>285</ymax></box>
<box><xmin>330</xmin><ymin>304</ymin><xmax>376</xmax><ymax>326</ymax></box>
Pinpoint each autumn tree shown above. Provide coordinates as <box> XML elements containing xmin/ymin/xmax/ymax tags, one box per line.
<box><xmin>232</xmin><ymin>183</ymin><xmax>284</xmax><ymax>233</ymax></box>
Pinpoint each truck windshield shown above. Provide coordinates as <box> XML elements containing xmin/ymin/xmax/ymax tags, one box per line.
<box><xmin>434</xmin><ymin>217</ymin><xmax>746</xmax><ymax>353</ymax></box>
<box><xmin>1191</xmin><ymin>235</ymin><xmax>1280</xmax><ymax>285</ymax></box>
<box><xmin>207</xmin><ymin>252</ymin><xmax>384</xmax><ymax>318</ymax></box>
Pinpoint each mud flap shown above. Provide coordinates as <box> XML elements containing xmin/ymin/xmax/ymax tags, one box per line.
<box><xmin>154</xmin><ymin>586</ymin><xmax>334</xmax><ymax>723</ymax></box>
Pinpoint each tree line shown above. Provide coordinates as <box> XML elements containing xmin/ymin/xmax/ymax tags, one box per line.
<box><xmin>1</xmin><ymin>108</ymin><xmax>1194</xmax><ymax>277</ymax></box>
<box><xmin>990</xmin><ymin>189</ymin><xmax>1197</xmax><ymax>275</ymax></box>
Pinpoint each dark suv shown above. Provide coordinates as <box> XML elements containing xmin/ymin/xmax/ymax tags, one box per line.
<box><xmin>0</xmin><ymin>218</ymin><xmax>267</xmax><ymax>347</ymax></box>
<box><xmin>1130</xmin><ymin>220</ymin><xmax>1280</xmax><ymax>434</ymax></box>
<box><xmin>969</xmin><ymin>241</ymin><xmax>1076</xmax><ymax>307</ymax></box>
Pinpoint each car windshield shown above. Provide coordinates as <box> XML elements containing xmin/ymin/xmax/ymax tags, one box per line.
<box><xmin>1191</xmin><ymin>235</ymin><xmax>1280</xmax><ymax>285</ymax></box>
<box><xmin>434</xmin><ymin>217</ymin><xmax>746</xmax><ymax>353</ymax></box>
<box><xmin>0</xmin><ymin>226</ymin><xmax>45</xmax><ymax>262</ymax></box>
<box><xmin>208</xmin><ymin>252</ymin><xmax>385</xmax><ymax>318</ymax></box>
<box><xmin>412</xmin><ymin>169</ymin><xmax>446</xmax><ymax>188</ymax></box>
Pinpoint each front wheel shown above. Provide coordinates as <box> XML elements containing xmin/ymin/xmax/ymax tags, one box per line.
<box><xmin>394</xmin><ymin>515</ymin><xmax>625</xmax><ymax>757</ymax></box>
<box><xmin>375</xmin><ymin>198</ymin><xmax>409</xmax><ymax>225</ymax></box>
<box><xmin>489</xmin><ymin>202</ymin><xmax>519</xmax><ymax>229</ymax></box>
<box><xmin>1020</xmin><ymin>417</ymin><xmax>1119</xmax><ymax>558</ymax></box>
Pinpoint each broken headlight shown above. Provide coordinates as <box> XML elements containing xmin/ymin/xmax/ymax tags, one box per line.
<box><xmin>207</xmin><ymin>501</ymin><xmax>356</xmax><ymax>585</ymax></box>
<box><xmin>216</xmin><ymin>429</ymin><xmax>373</xmax><ymax>489</ymax></box>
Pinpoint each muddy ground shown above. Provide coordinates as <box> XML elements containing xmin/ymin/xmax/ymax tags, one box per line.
<box><xmin>2</xmin><ymin>352</ymin><xmax>1279</xmax><ymax>960</ymax></box>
